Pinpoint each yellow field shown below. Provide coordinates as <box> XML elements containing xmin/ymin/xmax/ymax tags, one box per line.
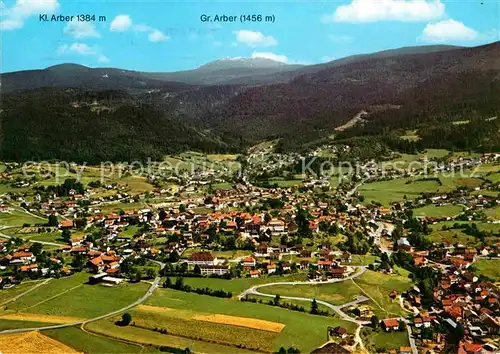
<box><xmin>192</xmin><ymin>314</ymin><xmax>285</xmax><ymax>333</ymax></box>
<box><xmin>0</xmin><ymin>331</ymin><xmax>80</xmax><ymax>354</ymax></box>
<box><xmin>135</xmin><ymin>304</ymin><xmax>285</xmax><ymax>332</ymax></box>
<box><xmin>135</xmin><ymin>304</ymin><xmax>172</xmax><ymax>314</ymax></box>
<box><xmin>0</xmin><ymin>313</ymin><xmax>84</xmax><ymax>324</ymax></box>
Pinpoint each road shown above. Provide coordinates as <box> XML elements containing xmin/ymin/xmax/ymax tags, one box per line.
<box><xmin>239</xmin><ymin>267</ymin><xmax>370</xmax><ymax>327</ymax></box>
<box><xmin>0</xmin><ymin>262</ymin><xmax>165</xmax><ymax>335</ymax></box>
<box><xmin>239</xmin><ymin>266</ymin><xmax>367</xmax><ymax>299</ymax></box>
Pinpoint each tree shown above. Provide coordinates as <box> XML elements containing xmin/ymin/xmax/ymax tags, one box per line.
<box><xmin>398</xmin><ymin>320</ymin><xmax>406</xmax><ymax>331</ymax></box>
<box><xmin>179</xmin><ymin>204</ymin><xmax>186</xmax><ymax>213</ymax></box>
<box><xmin>121</xmin><ymin>312</ymin><xmax>132</xmax><ymax>326</ymax></box>
<box><xmin>62</xmin><ymin>229</ymin><xmax>71</xmax><ymax>243</ymax></box>
<box><xmin>134</xmin><ymin>270</ymin><xmax>142</xmax><ymax>282</ymax></box>
<box><xmin>29</xmin><ymin>242</ymin><xmax>43</xmax><ymax>256</ymax></box>
<box><xmin>48</xmin><ymin>214</ymin><xmax>58</xmax><ymax>227</ymax></box>
<box><xmin>273</xmin><ymin>294</ymin><xmax>281</xmax><ymax>306</ymax></box>
<box><xmin>71</xmin><ymin>253</ymin><xmax>86</xmax><ymax>270</ymax></box>
<box><xmin>175</xmin><ymin>277</ymin><xmax>184</xmax><ymax>290</ymax></box>
<box><xmin>163</xmin><ymin>277</ymin><xmax>172</xmax><ymax>288</ymax></box>
<box><xmin>168</xmin><ymin>251</ymin><xmax>179</xmax><ymax>263</ymax></box>
<box><xmin>193</xmin><ymin>264</ymin><xmax>201</xmax><ymax>275</ymax></box>
<box><xmin>159</xmin><ymin>209</ymin><xmax>167</xmax><ymax>220</ymax></box>
<box><xmin>146</xmin><ymin>268</ymin><xmax>157</xmax><ymax>279</ymax></box>
<box><xmin>371</xmin><ymin>315</ymin><xmax>379</xmax><ymax>329</ymax></box>
<box><xmin>310</xmin><ymin>298</ymin><xmax>318</xmax><ymax>314</ymax></box>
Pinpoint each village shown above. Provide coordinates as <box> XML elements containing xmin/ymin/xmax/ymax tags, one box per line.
<box><xmin>0</xmin><ymin>147</ymin><xmax>498</xmax><ymax>354</ymax></box>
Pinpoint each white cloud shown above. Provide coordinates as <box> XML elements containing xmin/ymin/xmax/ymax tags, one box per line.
<box><xmin>234</xmin><ymin>30</ymin><xmax>278</xmax><ymax>47</ymax></box>
<box><xmin>213</xmin><ymin>41</ymin><xmax>222</xmax><ymax>47</ymax></box>
<box><xmin>109</xmin><ymin>14</ymin><xmax>168</xmax><ymax>43</ymax></box>
<box><xmin>323</xmin><ymin>0</ymin><xmax>445</xmax><ymax>23</ymax></box>
<box><xmin>97</xmin><ymin>55</ymin><xmax>110</xmax><ymax>63</ymax></box>
<box><xmin>1</xmin><ymin>0</ymin><xmax>59</xmax><ymax>31</ymax></box>
<box><xmin>110</xmin><ymin>14</ymin><xmax>132</xmax><ymax>32</ymax></box>
<box><xmin>69</xmin><ymin>43</ymin><xmax>96</xmax><ymax>55</ymax></box>
<box><xmin>148</xmin><ymin>29</ymin><xmax>169</xmax><ymax>42</ymax></box>
<box><xmin>64</xmin><ymin>20</ymin><xmax>100</xmax><ymax>38</ymax></box>
<box><xmin>251</xmin><ymin>51</ymin><xmax>287</xmax><ymax>63</ymax></box>
<box><xmin>0</xmin><ymin>18</ymin><xmax>23</xmax><ymax>30</ymax></box>
<box><xmin>57</xmin><ymin>42</ymin><xmax>110</xmax><ymax>63</ymax></box>
<box><xmin>420</xmin><ymin>19</ymin><xmax>479</xmax><ymax>42</ymax></box>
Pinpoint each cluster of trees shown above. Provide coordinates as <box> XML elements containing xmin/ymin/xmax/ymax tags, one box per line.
<box><xmin>34</xmin><ymin>178</ymin><xmax>84</xmax><ymax>197</ymax></box>
<box><xmin>241</xmin><ymin>296</ymin><xmax>330</xmax><ymax>317</ymax></box>
<box><xmin>163</xmin><ymin>277</ymin><xmax>232</xmax><ymax>298</ymax></box>
<box><xmin>1</xmin><ymin>89</ymin><xmax>235</xmax><ymax>163</ymax></box>
<box><xmin>275</xmin><ymin>347</ymin><xmax>300</xmax><ymax>354</ymax></box>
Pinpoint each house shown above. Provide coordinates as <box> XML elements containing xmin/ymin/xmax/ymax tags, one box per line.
<box><xmin>399</xmin><ymin>347</ymin><xmax>412</xmax><ymax>354</ymax></box>
<box><xmin>11</xmin><ymin>252</ymin><xmax>35</xmax><ymax>264</ymax></box>
<box><xmin>20</xmin><ymin>263</ymin><xmax>38</xmax><ymax>272</ymax></box>
<box><xmin>59</xmin><ymin>219</ymin><xmax>74</xmax><ymax>229</ymax></box>
<box><xmin>87</xmin><ymin>256</ymin><xmax>104</xmax><ymax>273</ymax></box>
<box><xmin>381</xmin><ymin>318</ymin><xmax>400</xmax><ymax>332</ymax></box>
<box><xmin>332</xmin><ymin>326</ymin><xmax>348</xmax><ymax>339</ymax></box>
<box><xmin>249</xmin><ymin>270</ymin><xmax>260</xmax><ymax>278</ymax></box>
<box><xmin>242</xmin><ymin>256</ymin><xmax>256</xmax><ymax>268</ymax></box>
<box><xmin>330</xmin><ymin>267</ymin><xmax>346</xmax><ymax>278</ymax></box>
<box><xmin>459</xmin><ymin>342</ymin><xmax>483</xmax><ymax>354</ymax></box>
<box><xmin>200</xmin><ymin>265</ymin><xmax>229</xmax><ymax>276</ymax></box>
<box><xmin>186</xmin><ymin>252</ymin><xmax>216</xmax><ymax>266</ymax></box>
<box><xmin>396</xmin><ymin>238</ymin><xmax>412</xmax><ymax>252</ymax></box>
<box><xmin>267</xmin><ymin>264</ymin><xmax>276</xmax><ymax>274</ymax></box>
<box><xmin>317</xmin><ymin>259</ymin><xmax>334</xmax><ymax>270</ymax></box>
<box><xmin>339</xmin><ymin>252</ymin><xmax>352</xmax><ymax>263</ymax></box>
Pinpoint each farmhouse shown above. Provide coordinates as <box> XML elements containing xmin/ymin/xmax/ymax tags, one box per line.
<box><xmin>381</xmin><ymin>318</ymin><xmax>400</xmax><ymax>331</ymax></box>
<box><xmin>186</xmin><ymin>252</ymin><xmax>216</xmax><ymax>266</ymax></box>
<box><xmin>242</xmin><ymin>256</ymin><xmax>256</xmax><ymax>268</ymax></box>
<box><xmin>200</xmin><ymin>265</ymin><xmax>229</xmax><ymax>275</ymax></box>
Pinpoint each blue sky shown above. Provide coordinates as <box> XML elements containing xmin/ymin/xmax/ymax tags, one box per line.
<box><xmin>1</xmin><ymin>0</ymin><xmax>498</xmax><ymax>72</ymax></box>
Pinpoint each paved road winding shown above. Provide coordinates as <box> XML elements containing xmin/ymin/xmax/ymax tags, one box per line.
<box><xmin>0</xmin><ymin>263</ymin><xmax>164</xmax><ymax>335</ymax></box>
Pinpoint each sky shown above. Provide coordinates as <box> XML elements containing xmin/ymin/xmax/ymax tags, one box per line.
<box><xmin>1</xmin><ymin>0</ymin><xmax>499</xmax><ymax>72</ymax></box>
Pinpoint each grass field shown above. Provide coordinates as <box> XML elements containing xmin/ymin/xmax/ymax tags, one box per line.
<box><xmin>1</xmin><ymin>272</ymin><xmax>148</xmax><ymax>319</ymax></box>
<box><xmin>145</xmin><ymin>288</ymin><xmax>356</xmax><ymax>353</ymax></box>
<box><xmin>0</xmin><ymin>319</ymin><xmax>55</xmax><ymax>331</ymax></box>
<box><xmin>181</xmin><ymin>273</ymin><xmax>308</xmax><ymax>295</ymax></box>
<box><xmin>180</xmin><ymin>247</ymin><xmax>252</xmax><ymax>260</ymax></box>
<box><xmin>127</xmin><ymin>305</ymin><xmax>280</xmax><ymax>352</ymax></box>
<box><xmin>85</xmin><ymin>320</ymin><xmax>255</xmax><ymax>354</ymax></box>
<box><xmin>429</xmin><ymin>221</ymin><xmax>500</xmax><ymax>234</ymax></box>
<box><xmin>474</xmin><ymin>260</ymin><xmax>500</xmax><ymax>281</ymax></box>
<box><xmin>348</xmin><ymin>254</ymin><xmax>379</xmax><ymax>266</ymax></box>
<box><xmin>428</xmin><ymin>229</ymin><xmax>477</xmax><ymax>246</ymax></box>
<box><xmin>359</xmin><ymin>178</ymin><xmax>439</xmax><ymax>206</ymax></box>
<box><xmin>361</xmin><ymin>327</ymin><xmax>409</xmax><ymax>352</ymax></box>
<box><xmin>0</xmin><ymin>210</ymin><xmax>46</xmax><ymax>227</ymax></box>
<box><xmin>485</xmin><ymin>206</ymin><xmax>500</xmax><ymax>220</ymax></box>
<box><xmin>352</xmin><ymin>271</ymin><xmax>412</xmax><ymax>317</ymax></box>
<box><xmin>264</xmin><ymin>280</ymin><xmax>362</xmax><ymax>306</ymax></box>
<box><xmin>45</xmin><ymin>326</ymin><xmax>145</xmax><ymax>353</ymax></box>
<box><xmin>0</xmin><ymin>280</ymin><xmax>47</xmax><ymax>305</ymax></box>
<box><xmin>413</xmin><ymin>204</ymin><xmax>464</xmax><ymax>218</ymax></box>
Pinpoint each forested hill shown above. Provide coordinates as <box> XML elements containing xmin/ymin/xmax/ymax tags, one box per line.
<box><xmin>0</xmin><ymin>89</ymin><xmax>236</xmax><ymax>163</ymax></box>
<box><xmin>206</xmin><ymin>41</ymin><xmax>500</xmax><ymax>150</ymax></box>
<box><xmin>1</xmin><ymin>42</ymin><xmax>499</xmax><ymax>162</ymax></box>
